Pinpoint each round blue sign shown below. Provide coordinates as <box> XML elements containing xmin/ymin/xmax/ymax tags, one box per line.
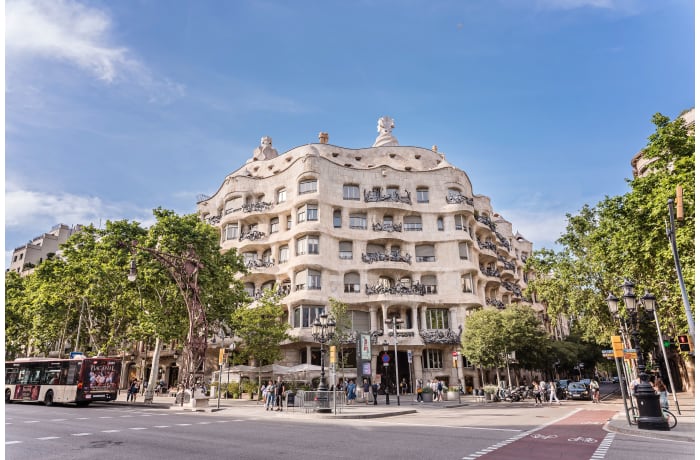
<box><xmin>382</xmin><ymin>353</ymin><xmax>390</xmax><ymax>363</ymax></box>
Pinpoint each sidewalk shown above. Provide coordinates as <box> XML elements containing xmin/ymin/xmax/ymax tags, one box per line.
<box><xmin>108</xmin><ymin>390</ymin><xmax>695</xmax><ymax>442</ymax></box>
<box><xmin>604</xmin><ymin>391</ymin><xmax>695</xmax><ymax>443</ymax></box>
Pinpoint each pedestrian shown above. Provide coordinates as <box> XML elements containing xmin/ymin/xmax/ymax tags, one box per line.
<box><xmin>127</xmin><ymin>379</ymin><xmax>137</xmax><ymax>402</ymax></box>
<box><xmin>548</xmin><ymin>380</ymin><xmax>561</xmax><ymax>405</ymax></box>
<box><xmin>275</xmin><ymin>378</ymin><xmax>285</xmax><ymax>411</ymax></box>
<box><xmin>264</xmin><ymin>380</ymin><xmax>274</xmax><ymax>410</ymax></box>
<box><xmin>400</xmin><ymin>378</ymin><xmax>407</xmax><ymax>395</ymax></box>
<box><xmin>371</xmin><ymin>380</ymin><xmax>379</xmax><ymax>405</ymax></box>
<box><xmin>362</xmin><ymin>378</ymin><xmax>370</xmax><ymax>404</ymax></box>
<box><xmin>347</xmin><ymin>379</ymin><xmax>357</xmax><ymax>405</ymax></box>
<box><xmin>591</xmin><ymin>378</ymin><xmax>600</xmax><ymax>403</ymax></box>
<box><xmin>654</xmin><ymin>379</ymin><xmax>669</xmax><ymax>411</ymax></box>
<box><xmin>436</xmin><ymin>380</ymin><xmax>444</xmax><ymax>401</ymax></box>
<box><xmin>431</xmin><ymin>379</ymin><xmax>438</xmax><ymax>401</ymax></box>
<box><xmin>416</xmin><ymin>385</ymin><xmax>424</xmax><ymax>403</ymax></box>
<box><xmin>532</xmin><ymin>380</ymin><xmax>542</xmax><ymax>406</ymax></box>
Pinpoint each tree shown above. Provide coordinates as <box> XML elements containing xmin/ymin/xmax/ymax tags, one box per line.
<box><xmin>5</xmin><ymin>271</ymin><xmax>31</xmax><ymax>359</ymax></box>
<box><xmin>327</xmin><ymin>298</ymin><xmax>354</xmax><ymax>380</ymax></box>
<box><xmin>462</xmin><ymin>306</ymin><xmax>549</xmax><ymax>387</ymax></box>
<box><xmin>231</xmin><ymin>289</ymin><xmax>291</xmax><ymax>389</ymax></box>
<box><xmin>525</xmin><ymin>111</ymin><xmax>694</xmax><ymax>388</ymax></box>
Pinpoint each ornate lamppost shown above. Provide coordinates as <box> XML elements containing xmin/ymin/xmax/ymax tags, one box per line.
<box><xmin>606</xmin><ymin>280</ymin><xmax>669</xmax><ymax>431</ymax></box>
<box><xmin>385</xmin><ymin>317</ymin><xmax>404</xmax><ymax>406</ymax></box>
<box><xmin>311</xmin><ymin>312</ymin><xmax>335</xmax><ymax>412</ymax></box>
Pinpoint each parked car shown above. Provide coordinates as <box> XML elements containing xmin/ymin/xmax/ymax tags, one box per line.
<box><xmin>612</xmin><ymin>376</ymin><xmax>620</xmax><ymax>383</ymax></box>
<box><xmin>556</xmin><ymin>379</ymin><xmax>571</xmax><ymax>400</ymax></box>
<box><xmin>566</xmin><ymin>382</ymin><xmax>592</xmax><ymax>400</ymax></box>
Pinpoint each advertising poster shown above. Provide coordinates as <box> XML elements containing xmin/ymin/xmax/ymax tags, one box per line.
<box><xmin>360</xmin><ymin>334</ymin><xmax>371</xmax><ymax>360</ymax></box>
<box><xmin>14</xmin><ymin>385</ymin><xmax>40</xmax><ymax>400</ymax></box>
<box><xmin>84</xmin><ymin>360</ymin><xmax>121</xmax><ymax>393</ymax></box>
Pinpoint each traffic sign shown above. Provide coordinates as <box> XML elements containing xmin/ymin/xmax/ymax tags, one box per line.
<box><xmin>382</xmin><ymin>353</ymin><xmax>390</xmax><ymax>366</ymax></box>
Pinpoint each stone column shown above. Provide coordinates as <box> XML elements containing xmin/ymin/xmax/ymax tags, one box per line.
<box><xmin>369</xmin><ymin>306</ymin><xmax>378</xmax><ymax>331</ymax></box>
<box><xmin>420</xmin><ymin>305</ymin><xmax>427</xmax><ymax>330</ymax></box>
<box><xmin>412</xmin><ymin>305</ymin><xmax>419</xmax><ymax>331</ymax></box>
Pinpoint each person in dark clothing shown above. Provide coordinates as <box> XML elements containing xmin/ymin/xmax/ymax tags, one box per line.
<box><xmin>371</xmin><ymin>380</ymin><xmax>379</xmax><ymax>405</ymax></box>
<box><xmin>275</xmin><ymin>378</ymin><xmax>285</xmax><ymax>411</ymax></box>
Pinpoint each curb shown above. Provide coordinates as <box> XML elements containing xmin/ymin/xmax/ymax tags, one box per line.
<box><xmin>317</xmin><ymin>409</ymin><xmax>417</xmax><ymax>419</ymax></box>
<box><xmin>604</xmin><ymin>414</ymin><xmax>694</xmax><ymax>443</ymax></box>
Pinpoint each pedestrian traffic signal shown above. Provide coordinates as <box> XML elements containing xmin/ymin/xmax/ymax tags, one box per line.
<box><xmin>678</xmin><ymin>335</ymin><xmax>693</xmax><ymax>352</ymax></box>
<box><xmin>329</xmin><ymin>345</ymin><xmax>337</xmax><ymax>364</ymax></box>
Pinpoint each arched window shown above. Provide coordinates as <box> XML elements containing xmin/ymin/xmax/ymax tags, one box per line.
<box><xmin>299</xmin><ymin>179</ymin><xmax>318</xmax><ymax>194</ymax></box>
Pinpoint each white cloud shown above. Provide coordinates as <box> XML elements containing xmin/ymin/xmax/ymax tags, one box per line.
<box><xmin>532</xmin><ymin>0</ymin><xmax>639</xmax><ymax>11</ymax></box>
<box><xmin>5</xmin><ymin>180</ymin><xmax>152</xmax><ymax>232</ymax></box>
<box><xmin>499</xmin><ymin>208</ymin><xmax>567</xmax><ymax>250</ymax></box>
<box><xmin>6</xmin><ymin>0</ymin><xmax>184</xmax><ymax>99</ymax></box>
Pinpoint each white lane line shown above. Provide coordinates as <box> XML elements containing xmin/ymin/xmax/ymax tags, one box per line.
<box><xmin>99</xmin><ymin>416</ymin><xmax>113</xmax><ymax>419</ymax></box>
<box><xmin>589</xmin><ymin>432</ymin><xmax>615</xmax><ymax>460</ymax></box>
<box><xmin>6</xmin><ymin>441</ymin><xmax>22</xmax><ymax>445</ymax></box>
<box><xmin>50</xmin><ymin>419</ymin><xmax>67</xmax><ymax>422</ymax></box>
<box><xmin>175</xmin><ymin>423</ymin><xmax>192</xmax><ymax>426</ymax></box>
<box><xmin>76</xmin><ymin>417</ymin><xmax>89</xmax><ymax>420</ymax></box>
<box><xmin>120</xmin><ymin>415</ymin><xmax>134</xmax><ymax>417</ymax></box>
<box><xmin>153</xmin><ymin>425</ymin><xmax>170</xmax><ymax>428</ymax></box>
<box><xmin>72</xmin><ymin>433</ymin><xmax>92</xmax><ymax>436</ymax></box>
<box><xmin>37</xmin><ymin>436</ymin><xmax>60</xmax><ymax>440</ymax></box>
<box><xmin>101</xmin><ymin>430</ymin><xmax>121</xmax><ymax>433</ymax></box>
<box><xmin>23</xmin><ymin>420</ymin><xmax>40</xmax><ymax>424</ymax></box>
<box><xmin>197</xmin><ymin>421</ymin><xmax>212</xmax><ymax>425</ymax></box>
<box><xmin>129</xmin><ymin>427</ymin><xmax>148</xmax><ymax>430</ymax></box>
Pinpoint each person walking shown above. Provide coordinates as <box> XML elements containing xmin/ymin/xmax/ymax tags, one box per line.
<box><xmin>362</xmin><ymin>379</ymin><xmax>370</xmax><ymax>404</ymax></box>
<box><xmin>548</xmin><ymin>380</ymin><xmax>561</xmax><ymax>405</ymax></box>
<box><xmin>371</xmin><ymin>380</ymin><xmax>379</xmax><ymax>405</ymax></box>
<box><xmin>275</xmin><ymin>378</ymin><xmax>285</xmax><ymax>411</ymax></box>
<box><xmin>264</xmin><ymin>380</ymin><xmax>274</xmax><ymax>411</ymax></box>
<box><xmin>127</xmin><ymin>379</ymin><xmax>138</xmax><ymax>402</ymax></box>
<box><xmin>532</xmin><ymin>380</ymin><xmax>542</xmax><ymax>406</ymax></box>
<box><xmin>347</xmin><ymin>379</ymin><xmax>357</xmax><ymax>405</ymax></box>
<box><xmin>416</xmin><ymin>385</ymin><xmax>424</xmax><ymax>403</ymax></box>
<box><xmin>591</xmin><ymin>378</ymin><xmax>600</xmax><ymax>403</ymax></box>
<box><xmin>655</xmin><ymin>379</ymin><xmax>669</xmax><ymax>411</ymax></box>
<box><xmin>436</xmin><ymin>379</ymin><xmax>444</xmax><ymax>402</ymax></box>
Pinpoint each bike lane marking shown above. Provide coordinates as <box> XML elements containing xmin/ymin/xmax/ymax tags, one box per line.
<box><xmin>462</xmin><ymin>410</ymin><xmax>617</xmax><ymax>460</ymax></box>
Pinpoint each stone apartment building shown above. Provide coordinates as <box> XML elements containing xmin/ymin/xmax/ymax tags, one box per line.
<box><xmin>196</xmin><ymin>117</ymin><xmax>543</xmax><ymax>392</ymax></box>
<box><xmin>8</xmin><ymin>224</ymin><xmax>82</xmax><ymax>276</ymax></box>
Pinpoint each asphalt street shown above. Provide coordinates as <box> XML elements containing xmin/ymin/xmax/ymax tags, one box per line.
<box><xmin>5</xmin><ymin>394</ymin><xmax>695</xmax><ymax>460</ymax></box>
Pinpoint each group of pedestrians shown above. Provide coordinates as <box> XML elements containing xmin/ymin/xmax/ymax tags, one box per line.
<box><xmin>126</xmin><ymin>379</ymin><xmax>140</xmax><ymax>402</ymax></box>
<box><xmin>532</xmin><ymin>380</ymin><xmax>562</xmax><ymax>406</ymax></box>
<box><xmin>262</xmin><ymin>378</ymin><xmax>286</xmax><ymax>411</ymax></box>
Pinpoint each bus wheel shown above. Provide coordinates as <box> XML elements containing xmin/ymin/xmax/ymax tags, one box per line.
<box><xmin>5</xmin><ymin>389</ymin><xmax>12</xmax><ymax>403</ymax></box>
<box><xmin>44</xmin><ymin>391</ymin><xmax>54</xmax><ymax>406</ymax></box>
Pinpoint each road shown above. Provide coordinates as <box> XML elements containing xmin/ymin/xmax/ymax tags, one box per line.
<box><xmin>5</xmin><ymin>397</ymin><xmax>694</xmax><ymax>459</ymax></box>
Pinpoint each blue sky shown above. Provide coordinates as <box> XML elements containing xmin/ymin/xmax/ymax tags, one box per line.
<box><xmin>4</xmin><ymin>0</ymin><xmax>695</xmax><ymax>267</ymax></box>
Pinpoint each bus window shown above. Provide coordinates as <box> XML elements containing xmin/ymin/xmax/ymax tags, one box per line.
<box><xmin>27</xmin><ymin>368</ymin><xmax>42</xmax><ymax>384</ymax></box>
<box><xmin>5</xmin><ymin>368</ymin><xmax>19</xmax><ymax>384</ymax></box>
<box><xmin>44</xmin><ymin>370</ymin><xmax>61</xmax><ymax>384</ymax></box>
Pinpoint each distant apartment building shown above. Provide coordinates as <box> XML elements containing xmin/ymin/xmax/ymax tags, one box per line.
<box><xmin>631</xmin><ymin>108</ymin><xmax>695</xmax><ymax>178</ymax></box>
<box><xmin>196</xmin><ymin>117</ymin><xmax>545</xmax><ymax>391</ymax></box>
<box><xmin>8</xmin><ymin>224</ymin><xmax>82</xmax><ymax>276</ymax></box>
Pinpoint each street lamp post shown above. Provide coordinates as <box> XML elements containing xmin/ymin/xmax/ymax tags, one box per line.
<box><xmin>640</xmin><ymin>291</ymin><xmax>681</xmax><ymax>414</ymax></box>
<box><xmin>311</xmin><ymin>312</ymin><xmax>335</xmax><ymax>413</ymax></box>
<box><xmin>383</xmin><ymin>341</ymin><xmax>390</xmax><ymax>405</ymax></box>
<box><xmin>385</xmin><ymin>317</ymin><xmax>403</xmax><ymax>406</ymax></box>
<box><xmin>606</xmin><ymin>281</ymin><xmax>669</xmax><ymax>431</ymax></box>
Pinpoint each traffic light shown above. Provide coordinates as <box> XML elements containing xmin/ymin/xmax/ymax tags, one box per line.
<box><xmin>678</xmin><ymin>335</ymin><xmax>693</xmax><ymax>353</ymax></box>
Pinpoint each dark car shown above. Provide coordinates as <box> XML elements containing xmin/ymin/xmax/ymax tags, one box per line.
<box><xmin>556</xmin><ymin>379</ymin><xmax>571</xmax><ymax>399</ymax></box>
<box><xmin>566</xmin><ymin>382</ymin><xmax>592</xmax><ymax>401</ymax></box>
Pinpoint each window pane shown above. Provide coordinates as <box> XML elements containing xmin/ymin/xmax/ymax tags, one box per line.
<box><xmin>296</xmin><ymin>238</ymin><xmax>306</xmax><ymax>255</ymax></box>
<box><xmin>437</xmin><ymin>217</ymin><xmax>444</xmax><ymax>231</ymax></box>
<box><xmin>225</xmin><ymin>225</ymin><xmax>238</xmax><ymax>240</ymax></box>
<box><xmin>349</xmin><ymin>214</ymin><xmax>367</xmax><ymax>229</ymax></box>
<box><xmin>417</xmin><ymin>188</ymin><xmax>429</xmax><ymax>203</ymax></box>
<box><xmin>339</xmin><ymin>241</ymin><xmax>353</xmax><ymax>259</ymax></box>
<box><xmin>459</xmin><ymin>242</ymin><xmax>469</xmax><ymax>259</ymax></box>
<box><xmin>307</xmin><ymin>204</ymin><xmax>318</xmax><ymax>221</ymax></box>
<box><xmin>309</xmin><ymin>236</ymin><xmax>319</xmax><ymax>254</ymax></box>
<box><xmin>270</xmin><ymin>217</ymin><xmax>279</xmax><ymax>233</ymax></box>
<box><xmin>299</xmin><ymin>180</ymin><xmax>318</xmax><ymax>194</ymax></box>
<box><xmin>343</xmin><ymin>184</ymin><xmax>360</xmax><ymax>200</ymax></box>
<box><xmin>277</xmin><ymin>189</ymin><xmax>287</xmax><ymax>203</ymax></box>
<box><xmin>333</xmin><ymin>210</ymin><xmax>342</xmax><ymax>228</ymax></box>
<box><xmin>403</xmin><ymin>216</ymin><xmax>422</xmax><ymax>231</ymax></box>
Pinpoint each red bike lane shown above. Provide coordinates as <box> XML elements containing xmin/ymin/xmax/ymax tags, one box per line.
<box><xmin>462</xmin><ymin>409</ymin><xmax>617</xmax><ymax>460</ymax></box>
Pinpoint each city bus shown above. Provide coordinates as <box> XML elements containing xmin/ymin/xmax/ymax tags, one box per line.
<box><xmin>5</xmin><ymin>356</ymin><xmax>121</xmax><ymax>406</ymax></box>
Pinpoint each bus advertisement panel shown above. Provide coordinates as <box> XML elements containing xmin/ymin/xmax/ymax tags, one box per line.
<box><xmin>82</xmin><ymin>358</ymin><xmax>121</xmax><ymax>401</ymax></box>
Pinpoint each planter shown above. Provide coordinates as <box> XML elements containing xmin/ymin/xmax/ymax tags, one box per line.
<box><xmin>446</xmin><ymin>391</ymin><xmax>459</xmax><ymax>401</ymax></box>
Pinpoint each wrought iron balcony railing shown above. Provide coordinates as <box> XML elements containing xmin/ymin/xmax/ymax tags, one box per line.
<box><xmin>365</xmin><ymin>282</ymin><xmax>426</xmax><ymax>296</ymax></box>
<box><xmin>445</xmin><ymin>194</ymin><xmax>474</xmax><ymax>206</ymax></box>
<box><xmin>361</xmin><ymin>252</ymin><xmax>411</xmax><ymax>264</ymax></box>
<box><xmin>364</xmin><ymin>189</ymin><xmax>412</xmax><ymax>204</ymax></box>
<box><xmin>372</xmin><ymin>222</ymin><xmax>403</xmax><ymax>233</ymax></box>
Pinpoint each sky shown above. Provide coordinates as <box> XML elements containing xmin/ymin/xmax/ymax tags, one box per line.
<box><xmin>4</xmin><ymin>0</ymin><xmax>696</xmax><ymax>268</ymax></box>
